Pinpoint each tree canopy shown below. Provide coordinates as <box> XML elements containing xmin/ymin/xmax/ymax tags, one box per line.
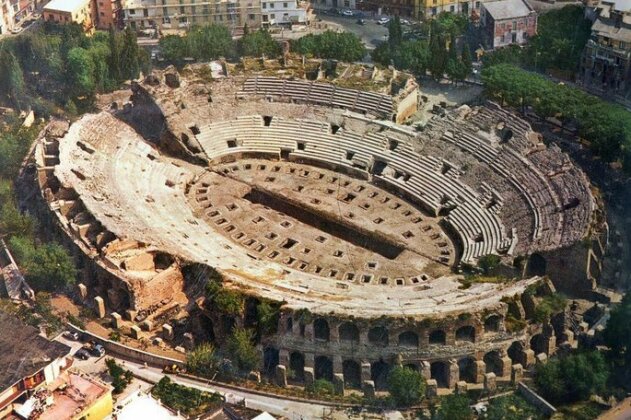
<box><xmin>435</xmin><ymin>394</ymin><xmax>473</xmax><ymax>420</ymax></box>
<box><xmin>291</xmin><ymin>31</ymin><xmax>366</xmax><ymax>62</ymax></box>
<box><xmin>387</xmin><ymin>366</ymin><xmax>425</xmax><ymax>406</ymax></box>
<box><xmin>535</xmin><ymin>351</ymin><xmax>609</xmax><ymax>404</ymax></box>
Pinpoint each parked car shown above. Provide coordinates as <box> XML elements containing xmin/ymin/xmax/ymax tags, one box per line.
<box><xmin>377</xmin><ymin>17</ymin><xmax>390</xmax><ymax>25</ymax></box>
<box><xmin>90</xmin><ymin>343</ymin><xmax>105</xmax><ymax>357</ymax></box>
<box><xmin>356</xmin><ymin>18</ymin><xmax>366</xmax><ymax>25</ymax></box>
<box><xmin>342</xmin><ymin>9</ymin><xmax>354</xmax><ymax>16</ymax></box>
<box><xmin>74</xmin><ymin>349</ymin><xmax>90</xmax><ymax>360</ymax></box>
<box><xmin>63</xmin><ymin>331</ymin><xmax>80</xmax><ymax>341</ymax></box>
<box><xmin>400</xmin><ymin>19</ymin><xmax>410</xmax><ymax>25</ymax></box>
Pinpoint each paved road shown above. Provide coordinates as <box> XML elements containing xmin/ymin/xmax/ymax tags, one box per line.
<box><xmin>55</xmin><ymin>334</ymin><xmax>335</xmax><ymax>419</ymax></box>
<box><xmin>317</xmin><ymin>14</ymin><xmax>389</xmax><ymax>50</ymax></box>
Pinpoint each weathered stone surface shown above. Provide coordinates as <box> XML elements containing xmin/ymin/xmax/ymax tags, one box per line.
<box><xmin>511</xmin><ymin>364</ymin><xmax>523</xmax><ymax>385</ymax></box>
<box><xmin>130</xmin><ymin>325</ymin><xmax>141</xmax><ymax>339</ymax></box>
<box><xmin>111</xmin><ymin>312</ymin><xmax>122</xmax><ymax>329</ymax></box>
<box><xmin>362</xmin><ymin>380</ymin><xmax>375</xmax><ymax>398</ymax></box>
<box><xmin>275</xmin><ymin>364</ymin><xmax>287</xmax><ymax>387</ymax></box>
<box><xmin>456</xmin><ymin>381</ymin><xmax>467</xmax><ymax>394</ymax></box>
<box><xmin>426</xmin><ymin>379</ymin><xmax>438</xmax><ymax>398</ymax></box>
<box><xmin>333</xmin><ymin>373</ymin><xmax>344</xmax><ymax>395</ymax></box>
<box><xmin>94</xmin><ymin>296</ymin><xmax>105</xmax><ymax>318</ymax></box>
<box><xmin>77</xmin><ymin>283</ymin><xmax>88</xmax><ymax>301</ymax></box>
<box><xmin>248</xmin><ymin>370</ymin><xmax>261</xmax><ymax>383</ymax></box>
<box><xmin>484</xmin><ymin>372</ymin><xmax>497</xmax><ymax>393</ymax></box>
<box><xmin>304</xmin><ymin>367</ymin><xmax>315</xmax><ymax>388</ymax></box>
<box><xmin>162</xmin><ymin>324</ymin><xmax>174</xmax><ymax>340</ymax></box>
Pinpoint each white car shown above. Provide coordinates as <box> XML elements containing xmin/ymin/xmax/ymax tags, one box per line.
<box><xmin>377</xmin><ymin>17</ymin><xmax>390</xmax><ymax>25</ymax></box>
<box><xmin>400</xmin><ymin>19</ymin><xmax>410</xmax><ymax>25</ymax></box>
<box><xmin>342</xmin><ymin>9</ymin><xmax>354</xmax><ymax>16</ymax></box>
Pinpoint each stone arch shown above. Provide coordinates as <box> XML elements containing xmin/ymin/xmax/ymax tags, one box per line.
<box><xmin>199</xmin><ymin>315</ymin><xmax>216</xmax><ymax>343</ymax></box>
<box><xmin>429</xmin><ymin>329</ymin><xmax>446</xmax><ymax>345</ymax></box>
<box><xmin>343</xmin><ymin>360</ymin><xmax>361</xmax><ymax>389</ymax></box>
<box><xmin>458</xmin><ymin>357</ymin><xmax>476</xmax><ymax>383</ymax></box>
<box><xmin>483</xmin><ymin>350</ymin><xmax>503</xmax><ymax>376</ymax></box>
<box><xmin>314</xmin><ymin>318</ymin><xmax>330</xmax><ymax>341</ymax></box>
<box><xmin>484</xmin><ymin>314</ymin><xmax>502</xmax><ymax>333</ymax></box>
<box><xmin>338</xmin><ymin>322</ymin><xmax>360</xmax><ymax>344</ymax></box>
<box><xmin>244</xmin><ymin>297</ymin><xmax>260</xmax><ymax>329</ymax></box>
<box><xmin>368</xmin><ymin>326</ymin><xmax>389</xmax><ymax>347</ymax></box>
<box><xmin>398</xmin><ymin>331</ymin><xmax>419</xmax><ymax>348</ymax></box>
<box><xmin>289</xmin><ymin>351</ymin><xmax>305</xmax><ymax>382</ymax></box>
<box><xmin>315</xmin><ymin>356</ymin><xmax>333</xmax><ymax>381</ymax></box>
<box><xmin>530</xmin><ymin>333</ymin><xmax>547</xmax><ymax>355</ymax></box>
<box><xmin>430</xmin><ymin>361</ymin><xmax>450</xmax><ymax>388</ymax></box>
<box><xmin>263</xmin><ymin>347</ymin><xmax>279</xmax><ymax>376</ymax></box>
<box><xmin>286</xmin><ymin>316</ymin><xmax>293</xmax><ymax>334</ymax></box>
<box><xmin>527</xmin><ymin>253</ymin><xmax>547</xmax><ymax>277</ymax></box>
<box><xmin>508</xmin><ymin>341</ymin><xmax>524</xmax><ymax>364</ymax></box>
<box><xmin>455</xmin><ymin>325</ymin><xmax>475</xmax><ymax>342</ymax></box>
<box><xmin>371</xmin><ymin>359</ymin><xmax>391</xmax><ymax>391</ymax></box>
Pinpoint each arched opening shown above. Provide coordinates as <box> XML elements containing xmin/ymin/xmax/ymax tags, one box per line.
<box><xmin>404</xmin><ymin>363</ymin><xmax>419</xmax><ymax>372</ymax></box>
<box><xmin>286</xmin><ymin>317</ymin><xmax>293</xmax><ymax>334</ymax></box>
<box><xmin>338</xmin><ymin>322</ymin><xmax>360</xmax><ymax>344</ymax></box>
<box><xmin>314</xmin><ymin>318</ymin><xmax>330</xmax><ymax>341</ymax></box>
<box><xmin>315</xmin><ymin>356</ymin><xmax>333</xmax><ymax>381</ymax></box>
<box><xmin>398</xmin><ymin>331</ymin><xmax>419</xmax><ymax>348</ymax></box>
<box><xmin>263</xmin><ymin>347</ymin><xmax>279</xmax><ymax>376</ymax></box>
<box><xmin>484</xmin><ymin>314</ymin><xmax>502</xmax><ymax>333</ymax></box>
<box><xmin>371</xmin><ymin>360</ymin><xmax>391</xmax><ymax>391</ymax></box>
<box><xmin>289</xmin><ymin>352</ymin><xmax>305</xmax><ymax>382</ymax></box>
<box><xmin>430</xmin><ymin>361</ymin><xmax>450</xmax><ymax>388</ymax></box>
<box><xmin>530</xmin><ymin>334</ymin><xmax>547</xmax><ymax>355</ymax></box>
<box><xmin>429</xmin><ymin>330</ymin><xmax>446</xmax><ymax>345</ymax></box>
<box><xmin>221</xmin><ymin>315</ymin><xmax>236</xmax><ymax>335</ymax></box>
<box><xmin>455</xmin><ymin>326</ymin><xmax>475</xmax><ymax>343</ymax></box>
<box><xmin>458</xmin><ymin>357</ymin><xmax>476</xmax><ymax>383</ymax></box>
<box><xmin>527</xmin><ymin>253</ymin><xmax>547</xmax><ymax>277</ymax></box>
<box><xmin>244</xmin><ymin>297</ymin><xmax>259</xmax><ymax>329</ymax></box>
<box><xmin>199</xmin><ymin>315</ymin><xmax>216</xmax><ymax>343</ymax></box>
<box><xmin>343</xmin><ymin>360</ymin><xmax>361</xmax><ymax>389</ymax></box>
<box><xmin>483</xmin><ymin>350</ymin><xmax>503</xmax><ymax>376</ymax></box>
<box><xmin>368</xmin><ymin>326</ymin><xmax>389</xmax><ymax>347</ymax></box>
<box><xmin>508</xmin><ymin>341</ymin><xmax>524</xmax><ymax>364</ymax></box>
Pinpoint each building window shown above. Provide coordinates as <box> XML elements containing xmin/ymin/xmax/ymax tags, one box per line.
<box><xmin>262</xmin><ymin>2</ymin><xmax>266</xmax><ymax>7</ymax></box>
<box><xmin>512</xmin><ymin>20</ymin><xmax>516</xmax><ymax>30</ymax></box>
<box><xmin>249</xmin><ymin>13</ymin><xmax>255</xmax><ymax>19</ymax></box>
<box><xmin>450</xmin><ymin>5</ymin><xmax>454</xmax><ymax>11</ymax></box>
<box><xmin>431</xmin><ymin>7</ymin><xmax>437</xmax><ymax>14</ymax></box>
<box><xmin>283</xmin><ymin>2</ymin><xmax>288</xmax><ymax>6</ymax></box>
<box><xmin>476</xmin><ymin>1</ymin><xmax>480</xmax><ymax>7</ymax></box>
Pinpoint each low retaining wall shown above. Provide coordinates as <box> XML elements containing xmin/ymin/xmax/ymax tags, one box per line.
<box><xmin>517</xmin><ymin>381</ymin><xmax>556</xmax><ymax>417</ymax></box>
<box><xmin>67</xmin><ymin>323</ymin><xmax>185</xmax><ymax>369</ymax></box>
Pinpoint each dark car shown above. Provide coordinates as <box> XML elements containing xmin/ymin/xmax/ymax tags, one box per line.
<box><xmin>74</xmin><ymin>349</ymin><xmax>90</xmax><ymax>360</ymax></box>
<box><xmin>356</xmin><ymin>18</ymin><xmax>365</xmax><ymax>25</ymax></box>
<box><xmin>63</xmin><ymin>331</ymin><xmax>80</xmax><ymax>341</ymax></box>
<box><xmin>90</xmin><ymin>344</ymin><xmax>105</xmax><ymax>357</ymax></box>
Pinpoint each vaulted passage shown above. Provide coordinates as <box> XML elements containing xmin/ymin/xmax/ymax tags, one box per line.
<box><xmin>243</xmin><ymin>187</ymin><xmax>404</xmax><ymax>259</ymax></box>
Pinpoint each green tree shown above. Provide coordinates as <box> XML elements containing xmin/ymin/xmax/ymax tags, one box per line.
<box><xmin>225</xmin><ymin>328</ymin><xmax>260</xmax><ymax>372</ymax></box>
<box><xmin>428</xmin><ymin>24</ymin><xmax>447</xmax><ymax>80</ymax></box>
<box><xmin>108</xmin><ymin>26</ymin><xmax>121</xmax><ymax>82</ymax></box>
<box><xmin>387</xmin><ymin>366</ymin><xmax>425</xmax><ymax>406</ymax></box>
<box><xmin>256</xmin><ymin>301</ymin><xmax>280</xmax><ymax>335</ymax></box>
<box><xmin>535</xmin><ymin>351</ymin><xmax>609</xmax><ymax>404</ymax></box>
<box><xmin>477</xmin><ymin>254</ymin><xmax>501</xmax><ymax>274</ymax></box>
<box><xmin>187</xmin><ymin>24</ymin><xmax>234</xmax><ymax>61</ymax></box>
<box><xmin>387</xmin><ymin>16</ymin><xmax>403</xmax><ymax>49</ymax></box>
<box><xmin>603</xmin><ymin>293</ymin><xmax>631</xmax><ymax>387</ymax></box>
<box><xmin>187</xmin><ymin>342</ymin><xmax>218</xmax><ymax>377</ymax></box>
<box><xmin>486</xmin><ymin>394</ymin><xmax>543</xmax><ymax>420</ymax></box>
<box><xmin>291</xmin><ymin>31</ymin><xmax>365</xmax><ymax>62</ymax></box>
<box><xmin>106</xmin><ymin>358</ymin><xmax>133</xmax><ymax>393</ymax></box>
<box><xmin>67</xmin><ymin>47</ymin><xmax>96</xmax><ymax>98</ymax></box>
<box><xmin>0</xmin><ymin>49</ymin><xmax>25</xmax><ymax>108</ymax></box>
<box><xmin>11</xmin><ymin>239</ymin><xmax>77</xmax><ymax>291</ymax></box>
<box><xmin>120</xmin><ymin>26</ymin><xmax>140</xmax><ymax>80</ymax></box>
<box><xmin>436</xmin><ymin>394</ymin><xmax>473</xmax><ymax>420</ymax></box>
<box><xmin>160</xmin><ymin>35</ymin><xmax>187</xmax><ymax>64</ymax></box>
<box><xmin>239</xmin><ymin>29</ymin><xmax>281</xmax><ymax>58</ymax></box>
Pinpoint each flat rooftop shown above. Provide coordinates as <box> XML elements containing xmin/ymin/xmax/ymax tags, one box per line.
<box><xmin>43</xmin><ymin>0</ymin><xmax>89</xmax><ymax>13</ymax></box>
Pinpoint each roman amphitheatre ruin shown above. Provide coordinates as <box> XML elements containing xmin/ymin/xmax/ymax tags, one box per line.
<box><xmin>27</xmin><ymin>58</ymin><xmax>608</xmax><ymax>395</ymax></box>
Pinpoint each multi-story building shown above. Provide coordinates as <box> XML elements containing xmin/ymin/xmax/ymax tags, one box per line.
<box><xmin>420</xmin><ymin>0</ymin><xmax>482</xmax><ymax>18</ymax></box>
<box><xmin>480</xmin><ymin>0</ymin><xmax>537</xmax><ymax>49</ymax></box>
<box><xmin>0</xmin><ymin>0</ymin><xmax>15</xmax><ymax>34</ymax></box>
<box><xmin>121</xmin><ymin>0</ymin><xmax>262</xmax><ymax>31</ymax></box>
<box><xmin>0</xmin><ymin>313</ymin><xmax>71</xmax><ymax>416</ymax></box>
<box><xmin>95</xmin><ymin>0</ymin><xmax>123</xmax><ymax>29</ymax></box>
<box><xmin>43</xmin><ymin>0</ymin><xmax>96</xmax><ymax>31</ymax></box>
<box><xmin>261</xmin><ymin>0</ymin><xmax>308</xmax><ymax>25</ymax></box>
<box><xmin>580</xmin><ymin>0</ymin><xmax>631</xmax><ymax>98</ymax></box>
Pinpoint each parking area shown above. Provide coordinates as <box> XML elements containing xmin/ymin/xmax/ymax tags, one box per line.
<box><xmin>315</xmin><ymin>11</ymin><xmax>392</xmax><ymax>49</ymax></box>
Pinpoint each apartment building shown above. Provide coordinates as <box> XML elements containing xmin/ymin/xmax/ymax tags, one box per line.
<box><xmin>95</xmin><ymin>0</ymin><xmax>123</xmax><ymax>29</ymax></box>
<box><xmin>43</xmin><ymin>0</ymin><xmax>96</xmax><ymax>31</ymax></box>
<box><xmin>480</xmin><ymin>0</ymin><xmax>537</xmax><ymax>49</ymax></box>
<box><xmin>122</xmin><ymin>0</ymin><xmax>262</xmax><ymax>31</ymax></box>
<box><xmin>261</xmin><ymin>0</ymin><xmax>307</xmax><ymax>25</ymax></box>
<box><xmin>580</xmin><ymin>0</ymin><xmax>631</xmax><ymax>98</ymax></box>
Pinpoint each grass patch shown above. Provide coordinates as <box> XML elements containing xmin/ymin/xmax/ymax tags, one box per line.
<box><xmin>152</xmin><ymin>376</ymin><xmax>224</xmax><ymax>417</ymax></box>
